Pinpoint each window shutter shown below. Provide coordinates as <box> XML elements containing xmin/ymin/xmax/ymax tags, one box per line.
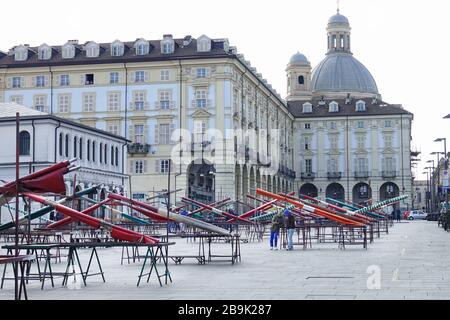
<box><xmin>44</xmin><ymin>76</ymin><xmax>49</xmax><ymax>87</ymax></box>
<box><xmin>129</xmin><ymin>72</ymin><xmax>135</xmax><ymax>83</ymax></box>
<box><xmin>128</xmin><ymin>125</ymin><xmax>134</xmax><ymax>143</ymax></box>
<box><xmin>155</xmin><ymin>160</ymin><xmax>160</xmax><ymax>173</ymax></box>
<box><xmin>32</xmin><ymin>76</ymin><xmax>37</xmax><ymax>87</ymax></box>
<box><xmin>206</xmin><ymin>69</ymin><xmax>210</xmax><ymax>78</ymax></box>
<box><xmin>80</xmin><ymin>75</ymin><xmax>85</xmax><ymax>85</ymax></box>
<box><xmin>20</xmin><ymin>77</ymin><xmax>25</xmax><ymax>88</ymax></box>
<box><xmin>129</xmin><ymin>161</ymin><xmax>134</xmax><ymax>174</ymax></box>
<box><xmin>144</xmin><ymin>124</ymin><xmax>149</xmax><ymax>144</ymax></box>
<box><xmin>143</xmin><ymin>160</ymin><xmax>148</xmax><ymax>174</ymax></box>
<box><xmin>7</xmin><ymin>78</ymin><xmax>12</xmax><ymax>89</ymax></box>
<box><xmin>154</xmin><ymin>125</ymin><xmax>159</xmax><ymax>145</ymax></box>
<box><xmin>170</xmin><ymin>124</ymin><xmax>176</xmax><ymax>144</ymax></box>
<box><xmin>56</xmin><ymin>75</ymin><xmax>60</xmax><ymax>86</ymax></box>
<box><xmin>144</xmin><ymin>71</ymin><xmax>149</xmax><ymax>82</ymax></box>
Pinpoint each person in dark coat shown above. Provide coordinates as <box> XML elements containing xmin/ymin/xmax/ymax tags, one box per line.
<box><xmin>396</xmin><ymin>208</ymin><xmax>402</xmax><ymax>222</ymax></box>
<box><xmin>285</xmin><ymin>210</ymin><xmax>296</xmax><ymax>251</ymax></box>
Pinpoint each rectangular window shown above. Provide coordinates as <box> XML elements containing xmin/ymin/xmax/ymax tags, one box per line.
<box><xmin>60</xmin><ymin>75</ymin><xmax>70</xmax><ymax>86</ymax></box>
<box><xmin>160</xmin><ymin>160</ymin><xmax>170</xmax><ymax>173</ymax></box>
<box><xmin>10</xmin><ymin>96</ymin><xmax>23</xmax><ymax>105</ymax></box>
<box><xmin>58</xmin><ymin>94</ymin><xmax>70</xmax><ymax>113</ymax></box>
<box><xmin>135</xmin><ymin>71</ymin><xmax>145</xmax><ymax>83</ymax></box>
<box><xmin>160</xmin><ymin>70</ymin><xmax>169</xmax><ymax>81</ymax></box>
<box><xmin>195</xmin><ymin>89</ymin><xmax>207</xmax><ymax>108</ymax></box>
<box><xmin>329</xmin><ymin>122</ymin><xmax>337</xmax><ymax>130</ymax></box>
<box><xmin>133</xmin><ymin>91</ymin><xmax>146</xmax><ymax>110</ymax></box>
<box><xmin>328</xmin><ymin>158</ymin><xmax>338</xmax><ymax>173</ymax></box>
<box><xmin>329</xmin><ymin>135</ymin><xmax>338</xmax><ymax>149</ymax></box>
<box><xmin>357</xmin><ymin>136</ymin><xmax>366</xmax><ymax>149</ymax></box>
<box><xmin>385</xmin><ymin>120</ymin><xmax>392</xmax><ymax>128</ymax></box>
<box><xmin>12</xmin><ymin>77</ymin><xmax>22</xmax><ymax>88</ymax></box>
<box><xmin>36</xmin><ymin>75</ymin><xmax>46</xmax><ymax>87</ymax></box>
<box><xmin>357</xmin><ymin>121</ymin><xmax>365</xmax><ymax>129</ymax></box>
<box><xmin>108</xmin><ymin>92</ymin><xmax>120</xmax><ymax>111</ymax></box>
<box><xmin>194</xmin><ymin>121</ymin><xmax>207</xmax><ymax>143</ymax></box>
<box><xmin>304</xmin><ymin>123</ymin><xmax>311</xmax><ymax>130</ymax></box>
<box><xmin>83</xmin><ymin>93</ymin><xmax>95</xmax><ymax>112</ymax></box>
<box><xmin>159</xmin><ymin>90</ymin><xmax>171</xmax><ymax>109</ymax></box>
<box><xmin>305</xmin><ymin>159</ymin><xmax>313</xmax><ymax>173</ymax></box>
<box><xmin>303</xmin><ymin>136</ymin><xmax>311</xmax><ymax>150</ymax></box>
<box><xmin>34</xmin><ymin>95</ymin><xmax>46</xmax><ymax>112</ymax></box>
<box><xmin>196</xmin><ymin>68</ymin><xmax>208</xmax><ymax>78</ymax></box>
<box><xmin>383</xmin><ymin>157</ymin><xmax>396</xmax><ymax>171</ymax></box>
<box><xmin>107</xmin><ymin>124</ymin><xmax>120</xmax><ymax>136</ymax></box>
<box><xmin>133</xmin><ymin>160</ymin><xmax>146</xmax><ymax>174</ymax></box>
<box><xmin>85</xmin><ymin>74</ymin><xmax>94</xmax><ymax>85</ymax></box>
<box><xmin>134</xmin><ymin>125</ymin><xmax>144</xmax><ymax>144</ymax></box>
<box><xmin>159</xmin><ymin>124</ymin><xmax>170</xmax><ymax>145</ymax></box>
<box><xmin>384</xmin><ymin>135</ymin><xmax>393</xmax><ymax>148</ymax></box>
<box><xmin>356</xmin><ymin>158</ymin><xmax>368</xmax><ymax>172</ymax></box>
<box><xmin>110</xmin><ymin>72</ymin><xmax>119</xmax><ymax>84</ymax></box>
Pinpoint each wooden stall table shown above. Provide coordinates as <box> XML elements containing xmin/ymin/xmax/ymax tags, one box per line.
<box><xmin>2</xmin><ymin>244</ymin><xmax>61</xmax><ymax>290</ymax></box>
<box><xmin>0</xmin><ymin>255</ymin><xmax>35</xmax><ymax>300</ymax></box>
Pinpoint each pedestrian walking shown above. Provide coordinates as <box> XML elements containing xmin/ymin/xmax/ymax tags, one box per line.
<box><xmin>284</xmin><ymin>209</ymin><xmax>296</xmax><ymax>251</ymax></box>
<box><xmin>270</xmin><ymin>210</ymin><xmax>284</xmax><ymax>250</ymax></box>
<box><xmin>179</xmin><ymin>210</ymin><xmax>188</xmax><ymax>234</ymax></box>
<box><xmin>396</xmin><ymin>208</ymin><xmax>402</xmax><ymax>223</ymax></box>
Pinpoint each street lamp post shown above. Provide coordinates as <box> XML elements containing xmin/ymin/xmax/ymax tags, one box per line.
<box><xmin>427</xmin><ymin>160</ymin><xmax>436</xmax><ymax>212</ymax></box>
<box><xmin>431</xmin><ymin>151</ymin><xmax>445</xmax><ymax>211</ymax></box>
<box><xmin>423</xmin><ymin>171</ymin><xmax>430</xmax><ymax>213</ymax></box>
<box><xmin>425</xmin><ymin>166</ymin><xmax>433</xmax><ymax>212</ymax></box>
<box><xmin>435</xmin><ymin>136</ymin><xmax>448</xmax><ymax>215</ymax></box>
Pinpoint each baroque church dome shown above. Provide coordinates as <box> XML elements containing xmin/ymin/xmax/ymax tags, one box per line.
<box><xmin>311</xmin><ymin>11</ymin><xmax>379</xmax><ymax>97</ymax></box>
<box><xmin>311</xmin><ymin>53</ymin><xmax>379</xmax><ymax>94</ymax></box>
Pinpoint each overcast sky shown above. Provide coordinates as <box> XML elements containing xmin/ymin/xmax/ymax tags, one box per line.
<box><xmin>1</xmin><ymin>0</ymin><xmax>448</xmax><ymax>180</ymax></box>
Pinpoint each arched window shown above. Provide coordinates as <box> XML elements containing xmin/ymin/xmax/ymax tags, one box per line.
<box><xmin>298</xmin><ymin>76</ymin><xmax>305</xmax><ymax>85</ymax></box>
<box><xmin>73</xmin><ymin>137</ymin><xmax>78</xmax><ymax>158</ymax></box>
<box><xmin>87</xmin><ymin>140</ymin><xmax>91</xmax><ymax>161</ymax></box>
<box><xmin>100</xmin><ymin>143</ymin><xmax>103</xmax><ymax>163</ymax></box>
<box><xmin>92</xmin><ymin>142</ymin><xmax>96</xmax><ymax>162</ymax></box>
<box><xmin>65</xmin><ymin>134</ymin><xmax>69</xmax><ymax>157</ymax></box>
<box><xmin>59</xmin><ymin>133</ymin><xmax>63</xmax><ymax>156</ymax></box>
<box><xmin>111</xmin><ymin>146</ymin><xmax>114</xmax><ymax>165</ymax></box>
<box><xmin>19</xmin><ymin>131</ymin><xmax>31</xmax><ymax>156</ymax></box>
<box><xmin>79</xmin><ymin>138</ymin><xmax>83</xmax><ymax>160</ymax></box>
<box><xmin>115</xmin><ymin>147</ymin><xmax>119</xmax><ymax>166</ymax></box>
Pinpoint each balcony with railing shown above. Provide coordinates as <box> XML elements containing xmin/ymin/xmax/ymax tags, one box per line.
<box><xmin>327</xmin><ymin>172</ymin><xmax>342</xmax><ymax>180</ymax></box>
<box><xmin>128</xmin><ymin>143</ymin><xmax>151</xmax><ymax>155</ymax></box>
<box><xmin>382</xmin><ymin>170</ymin><xmax>397</xmax><ymax>178</ymax></box>
<box><xmin>354</xmin><ymin>171</ymin><xmax>369</xmax><ymax>179</ymax></box>
<box><xmin>301</xmin><ymin>172</ymin><xmax>316</xmax><ymax>180</ymax></box>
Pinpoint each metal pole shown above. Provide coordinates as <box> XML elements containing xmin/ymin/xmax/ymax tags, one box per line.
<box><xmin>165</xmin><ymin>159</ymin><xmax>171</xmax><ymax>284</ymax></box>
<box><xmin>445</xmin><ymin>139</ymin><xmax>448</xmax><ymax>216</ymax></box>
<box><xmin>14</xmin><ymin>113</ymin><xmax>19</xmax><ymax>300</ymax></box>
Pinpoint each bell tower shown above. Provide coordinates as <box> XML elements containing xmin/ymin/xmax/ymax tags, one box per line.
<box><xmin>286</xmin><ymin>52</ymin><xmax>312</xmax><ymax>101</ymax></box>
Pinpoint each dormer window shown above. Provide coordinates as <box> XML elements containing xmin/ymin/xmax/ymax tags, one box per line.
<box><xmin>329</xmin><ymin>101</ymin><xmax>339</xmax><ymax>113</ymax></box>
<box><xmin>161</xmin><ymin>35</ymin><xmax>174</xmax><ymax>54</ymax></box>
<box><xmin>356</xmin><ymin>100</ymin><xmax>366</xmax><ymax>112</ymax></box>
<box><xmin>197</xmin><ymin>35</ymin><xmax>211</xmax><ymax>52</ymax></box>
<box><xmin>14</xmin><ymin>46</ymin><xmax>28</xmax><ymax>61</ymax></box>
<box><xmin>302</xmin><ymin>102</ymin><xmax>313</xmax><ymax>114</ymax></box>
<box><xmin>62</xmin><ymin>43</ymin><xmax>75</xmax><ymax>59</ymax></box>
<box><xmin>38</xmin><ymin>44</ymin><xmax>52</xmax><ymax>60</ymax></box>
<box><xmin>135</xmin><ymin>39</ymin><xmax>149</xmax><ymax>55</ymax></box>
<box><xmin>111</xmin><ymin>41</ymin><xmax>124</xmax><ymax>57</ymax></box>
<box><xmin>85</xmin><ymin>42</ymin><xmax>100</xmax><ymax>58</ymax></box>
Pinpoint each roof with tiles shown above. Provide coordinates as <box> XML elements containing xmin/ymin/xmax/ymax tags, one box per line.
<box><xmin>287</xmin><ymin>98</ymin><xmax>413</xmax><ymax>119</ymax></box>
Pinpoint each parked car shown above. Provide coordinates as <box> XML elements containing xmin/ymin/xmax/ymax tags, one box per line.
<box><xmin>404</xmin><ymin>210</ymin><xmax>428</xmax><ymax>220</ymax></box>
